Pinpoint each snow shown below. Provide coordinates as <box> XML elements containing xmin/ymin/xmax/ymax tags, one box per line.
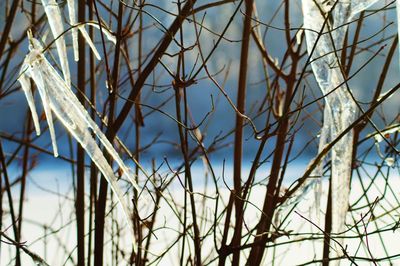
<box><xmin>15</xmin><ymin>0</ymin><xmax>398</xmax><ymax>264</ymax></box>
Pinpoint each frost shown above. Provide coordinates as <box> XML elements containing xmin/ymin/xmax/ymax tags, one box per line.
<box><xmin>302</xmin><ymin>0</ymin><xmax>379</xmax><ymax>261</ymax></box>
<box><xmin>18</xmin><ymin>32</ymin><xmax>138</xmax><ymax>246</ymax></box>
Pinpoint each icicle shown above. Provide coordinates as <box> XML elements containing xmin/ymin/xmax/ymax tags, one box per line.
<box><xmin>18</xmin><ymin>33</ymin><xmax>139</xmax><ymax>248</ymax></box>
<box><xmin>43</xmin><ymin>0</ymin><xmax>102</xmax><ymax>70</ymax></box>
<box><xmin>67</xmin><ymin>0</ymin><xmax>79</xmax><ymax>61</ymax></box>
<box><xmin>78</xmin><ymin>26</ymin><xmax>101</xmax><ymax>60</ymax></box>
<box><xmin>312</xmin><ymin>106</ymin><xmax>331</xmax><ymax>221</ymax></box>
<box><xmin>302</xmin><ymin>0</ymin><xmax>335</xmax><ymax>225</ymax></box>
<box><xmin>24</xmin><ymin>34</ymin><xmax>59</xmax><ymax>157</ymax></box>
<box><xmin>41</xmin><ymin>0</ymin><xmax>71</xmax><ymax>86</ymax></box>
<box><xmin>86</xmin><ymin>22</ymin><xmax>117</xmax><ymax>44</ymax></box>
<box><xmin>302</xmin><ymin>0</ymin><xmax>379</xmax><ymax>263</ymax></box>
<box><xmin>18</xmin><ymin>62</ymin><xmax>41</xmax><ymax>136</ymax></box>
<box><xmin>30</xmin><ymin>62</ymin><xmax>59</xmax><ymax>157</ymax></box>
<box><xmin>66</xmin><ymin>0</ymin><xmax>102</xmax><ymax>60</ymax></box>
<box><xmin>42</xmin><ymin>0</ymin><xmax>117</xmax><ymax>63</ymax></box>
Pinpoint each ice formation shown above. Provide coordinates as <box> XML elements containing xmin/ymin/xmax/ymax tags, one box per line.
<box><xmin>18</xmin><ymin>32</ymin><xmax>139</xmax><ymax>245</ymax></box>
<box><xmin>41</xmin><ymin>0</ymin><xmax>102</xmax><ymax>75</ymax></box>
<box><xmin>66</xmin><ymin>0</ymin><xmax>114</xmax><ymax>61</ymax></box>
<box><xmin>66</xmin><ymin>0</ymin><xmax>79</xmax><ymax>61</ymax></box>
<box><xmin>41</xmin><ymin>0</ymin><xmax>71</xmax><ymax>86</ymax></box>
<box><xmin>86</xmin><ymin>22</ymin><xmax>117</xmax><ymax>44</ymax></box>
<box><xmin>302</xmin><ymin>0</ymin><xmax>379</xmax><ymax>261</ymax></box>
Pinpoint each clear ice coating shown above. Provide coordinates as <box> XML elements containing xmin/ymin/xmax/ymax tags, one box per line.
<box><xmin>67</xmin><ymin>0</ymin><xmax>79</xmax><ymax>61</ymax></box>
<box><xmin>86</xmin><ymin>22</ymin><xmax>117</xmax><ymax>44</ymax></box>
<box><xmin>41</xmin><ymin>0</ymin><xmax>102</xmax><ymax>71</ymax></box>
<box><xmin>66</xmin><ymin>0</ymin><xmax>105</xmax><ymax>61</ymax></box>
<box><xmin>302</xmin><ymin>0</ymin><xmax>379</xmax><ymax>262</ymax></box>
<box><xmin>18</xmin><ymin>66</ymin><xmax>41</xmax><ymax>136</ymax></box>
<box><xmin>18</xmin><ymin>32</ymin><xmax>139</xmax><ymax>246</ymax></box>
<box><xmin>40</xmin><ymin>0</ymin><xmax>71</xmax><ymax>86</ymax></box>
<box><xmin>67</xmin><ymin>0</ymin><xmax>116</xmax><ymax>59</ymax></box>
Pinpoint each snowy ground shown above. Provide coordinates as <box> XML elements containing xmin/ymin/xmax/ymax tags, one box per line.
<box><xmin>1</xmin><ymin>168</ymin><xmax>400</xmax><ymax>266</ymax></box>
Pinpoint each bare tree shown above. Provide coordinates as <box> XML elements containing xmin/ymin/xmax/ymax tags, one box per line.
<box><xmin>0</xmin><ymin>0</ymin><xmax>399</xmax><ymax>265</ymax></box>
